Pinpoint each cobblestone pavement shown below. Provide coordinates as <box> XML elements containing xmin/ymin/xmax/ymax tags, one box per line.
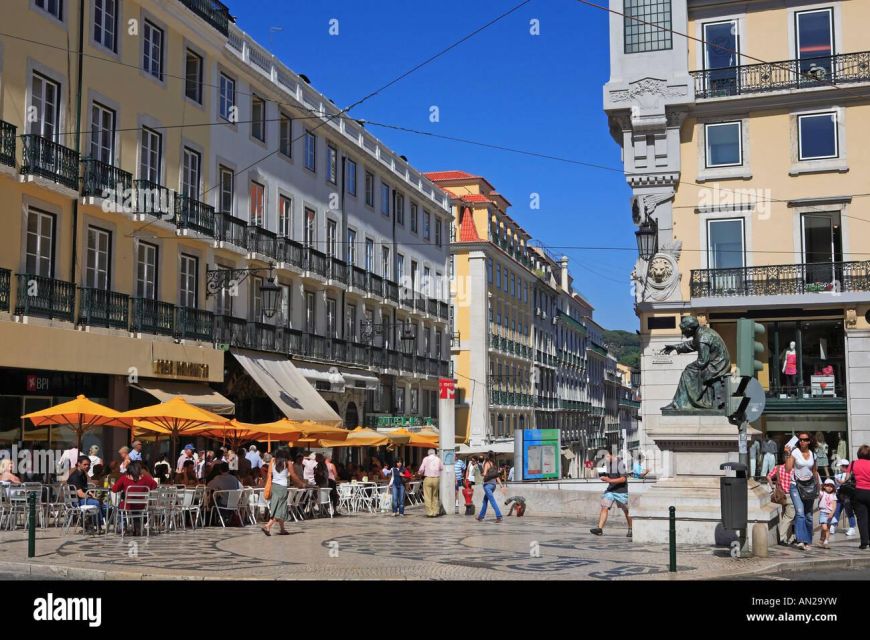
<box><xmin>1</xmin><ymin>512</ymin><xmax>868</xmax><ymax>580</ymax></box>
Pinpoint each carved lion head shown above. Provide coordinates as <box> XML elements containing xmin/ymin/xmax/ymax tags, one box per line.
<box><xmin>649</xmin><ymin>257</ymin><xmax>672</xmax><ymax>283</ymax></box>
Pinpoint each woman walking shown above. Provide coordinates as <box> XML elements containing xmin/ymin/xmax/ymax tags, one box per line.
<box><xmin>262</xmin><ymin>450</ymin><xmax>291</xmax><ymax>536</ymax></box>
<box><xmin>476</xmin><ymin>452</ymin><xmax>503</xmax><ymax>523</ymax></box>
<box><xmin>785</xmin><ymin>432</ymin><xmax>821</xmax><ymax>550</ymax></box>
<box><xmin>388</xmin><ymin>459</ymin><xmax>407</xmax><ymax>516</ymax></box>
<box><xmin>848</xmin><ymin>445</ymin><xmax>870</xmax><ymax>550</ymax></box>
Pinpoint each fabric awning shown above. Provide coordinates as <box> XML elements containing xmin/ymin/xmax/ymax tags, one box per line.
<box><xmin>231</xmin><ymin>349</ymin><xmax>342</xmax><ymax>425</ymax></box>
<box><xmin>132</xmin><ymin>381</ymin><xmax>235</xmax><ymax>415</ymax></box>
<box><xmin>455</xmin><ymin>441</ymin><xmax>516</xmax><ymax>455</ymax></box>
<box><xmin>342</xmin><ymin>372</ymin><xmax>379</xmax><ymax>390</ymax></box>
<box><xmin>294</xmin><ymin>366</ymin><xmax>345</xmax><ymax>388</ymax></box>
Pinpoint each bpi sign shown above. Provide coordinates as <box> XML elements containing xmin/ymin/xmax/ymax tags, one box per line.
<box><xmin>439</xmin><ymin>378</ymin><xmax>455</xmax><ymax>400</ymax></box>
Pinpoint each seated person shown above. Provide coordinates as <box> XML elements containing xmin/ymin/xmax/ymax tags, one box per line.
<box><xmin>0</xmin><ymin>458</ymin><xmax>22</xmax><ymax>485</ymax></box>
<box><xmin>176</xmin><ymin>459</ymin><xmax>199</xmax><ymax>487</ymax></box>
<box><xmin>111</xmin><ymin>461</ymin><xmax>157</xmax><ymax>509</ymax></box>
<box><xmin>206</xmin><ymin>462</ymin><xmax>242</xmax><ymax>509</ymax></box>
<box><xmin>68</xmin><ymin>456</ymin><xmax>108</xmax><ymax>527</ymax></box>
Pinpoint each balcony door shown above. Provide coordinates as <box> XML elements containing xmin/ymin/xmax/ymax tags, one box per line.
<box><xmin>802</xmin><ymin>213</ymin><xmax>842</xmax><ymax>286</ymax></box>
<box><xmin>25</xmin><ymin>208</ymin><xmax>55</xmax><ymax>277</ymax></box>
<box><xmin>703</xmin><ymin>21</ymin><xmax>740</xmax><ymax>96</ymax></box>
<box><xmin>706</xmin><ymin>218</ymin><xmax>744</xmax><ymax>295</ymax></box>
<box><xmin>85</xmin><ymin>226</ymin><xmax>111</xmax><ymax>290</ymax></box>
<box><xmin>29</xmin><ymin>72</ymin><xmax>60</xmax><ymax>140</ymax></box>
<box><xmin>796</xmin><ymin>8</ymin><xmax>834</xmax><ymax>83</ymax></box>
<box><xmin>326</xmin><ymin>219</ymin><xmax>337</xmax><ymax>257</ymax></box>
<box><xmin>136</xmin><ymin>241</ymin><xmax>158</xmax><ymax>300</ymax></box>
<box><xmin>179</xmin><ymin>254</ymin><xmax>198</xmax><ymax>309</ymax></box>
<box><xmin>89</xmin><ymin>102</ymin><xmax>115</xmax><ymax>164</ymax></box>
<box><xmin>182</xmin><ymin>148</ymin><xmax>201</xmax><ymax>200</ymax></box>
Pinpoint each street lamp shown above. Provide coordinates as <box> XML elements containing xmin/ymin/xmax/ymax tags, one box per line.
<box><xmin>635</xmin><ymin>214</ymin><xmax>658</xmax><ymax>261</ymax></box>
<box><xmin>259</xmin><ymin>273</ymin><xmax>281</xmax><ymax>319</ymax></box>
<box><xmin>205</xmin><ymin>263</ymin><xmax>282</xmax><ymax>319</ymax></box>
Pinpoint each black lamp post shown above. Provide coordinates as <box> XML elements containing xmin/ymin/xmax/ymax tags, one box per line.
<box><xmin>206</xmin><ymin>263</ymin><xmax>282</xmax><ymax>318</ymax></box>
<box><xmin>635</xmin><ymin>215</ymin><xmax>658</xmax><ymax>261</ymax></box>
<box><xmin>260</xmin><ymin>272</ymin><xmax>281</xmax><ymax>319</ymax></box>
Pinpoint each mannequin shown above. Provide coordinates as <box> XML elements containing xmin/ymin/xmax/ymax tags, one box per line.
<box><xmin>781</xmin><ymin>341</ymin><xmax>797</xmax><ymax>394</ymax></box>
<box><xmin>815</xmin><ymin>431</ymin><xmax>830</xmax><ymax>478</ymax></box>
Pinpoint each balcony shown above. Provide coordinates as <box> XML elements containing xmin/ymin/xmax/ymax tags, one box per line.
<box><xmin>175</xmin><ymin>307</ymin><xmax>213</xmax><ymax>342</ymax></box>
<box><xmin>329</xmin><ymin>257</ymin><xmax>348</xmax><ymax>285</ymax></box>
<box><xmin>214</xmin><ymin>212</ymin><xmax>247</xmax><ymax>250</ymax></box>
<box><xmin>386</xmin><ymin>349</ymin><xmax>400</xmax><ymax>371</ymax></box>
<box><xmin>328</xmin><ymin>338</ymin><xmax>347</xmax><ymax>363</ymax></box>
<box><xmin>0</xmin><ymin>120</ymin><xmax>15</xmax><ymax>168</ymax></box>
<box><xmin>427</xmin><ymin>358</ymin><xmax>439</xmax><ymax>377</ymax></box>
<box><xmin>20</xmin><ymin>135</ymin><xmax>80</xmax><ymax>192</ymax></box>
<box><xmin>14</xmin><ymin>274</ymin><xmax>74</xmax><ymax>321</ymax></box>
<box><xmin>277</xmin><ymin>237</ymin><xmax>304</xmax><ymax>269</ymax></box>
<box><xmin>369</xmin><ymin>274</ymin><xmax>384</xmax><ymax>298</ymax></box>
<box><xmin>690</xmin><ymin>261</ymin><xmax>870</xmax><ymax>299</ymax></box>
<box><xmin>213</xmin><ymin>314</ymin><xmax>247</xmax><ymax>347</ymax></box>
<box><xmin>427</xmin><ymin>298</ymin><xmax>438</xmax><ymax>316</ymax></box>
<box><xmin>370</xmin><ymin>346</ymin><xmax>385</xmax><ymax>369</ymax></box>
<box><xmin>438</xmin><ymin>301</ymin><xmax>449</xmax><ymax>320</ymax></box>
<box><xmin>349</xmin><ymin>342</ymin><xmax>370</xmax><ymax>367</ymax></box>
<box><xmin>351</xmin><ymin>266</ymin><xmax>367</xmax><ymax>292</ymax></box>
<box><xmin>401</xmin><ymin>353</ymin><xmax>414</xmax><ymax>373</ymax></box>
<box><xmin>414</xmin><ymin>355</ymin><xmax>426</xmax><ymax>375</ymax></box>
<box><xmin>284</xmin><ymin>328</ymin><xmax>304</xmax><ymax>355</ymax></box>
<box><xmin>78</xmin><ymin>288</ymin><xmax>128</xmax><ymax>329</ymax></box>
<box><xmin>175</xmin><ymin>195</ymin><xmax>215</xmax><ymax>237</ymax></box>
<box><xmin>303</xmin><ymin>332</ymin><xmax>327</xmax><ymax>359</ymax></box>
<box><xmin>690</xmin><ymin>51</ymin><xmax>870</xmax><ymax>99</ymax></box>
<box><xmin>178</xmin><ymin>0</ymin><xmax>231</xmax><ymax>36</ymax></box>
<box><xmin>81</xmin><ymin>157</ymin><xmax>132</xmax><ymax>203</ymax></box>
<box><xmin>134</xmin><ymin>179</ymin><xmax>174</xmax><ymax>219</ymax></box>
<box><xmin>439</xmin><ymin>360</ymin><xmax>451</xmax><ymax>377</ymax></box>
<box><xmin>247</xmin><ymin>321</ymin><xmax>280</xmax><ymax>352</ymax></box>
<box><xmin>304</xmin><ymin>248</ymin><xmax>328</xmax><ymax>278</ymax></box>
<box><xmin>384</xmin><ymin>279</ymin><xmax>399</xmax><ymax>304</ymax></box>
<box><xmin>246</xmin><ymin>225</ymin><xmax>276</xmax><ymax>259</ymax></box>
<box><xmin>0</xmin><ymin>268</ymin><xmax>10</xmax><ymax>311</ymax></box>
<box><xmin>131</xmin><ymin>298</ymin><xmax>175</xmax><ymax>336</ymax></box>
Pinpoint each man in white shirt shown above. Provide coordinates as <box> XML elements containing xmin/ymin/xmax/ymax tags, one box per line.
<box><xmin>417</xmin><ymin>449</ymin><xmax>444</xmax><ymax>517</ymax></box>
<box><xmin>128</xmin><ymin>440</ymin><xmax>143</xmax><ymax>462</ymax></box>
<box><xmin>177</xmin><ymin>444</ymin><xmax>195</xmax><ymax>473</ymax></box>
<box><xmin>302</xmin><ymin>453</ymin><xmax>318</xmax><ymax>485</ymax></box>
<box><xmin>245</xmin><ymin>445</ymin><xmax>263</xmax><ymax>471</ymax></box>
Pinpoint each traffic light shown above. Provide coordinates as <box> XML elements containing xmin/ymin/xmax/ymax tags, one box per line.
<box><xmin>735</xmin><ymin>318</ymin><xmax>765</xmax><ymax>378</ymax></box>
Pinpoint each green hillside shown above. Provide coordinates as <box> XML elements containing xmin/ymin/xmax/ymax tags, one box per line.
<box><xmin>603</xmin><ymin>329</ymin><xmax>641</xmax><ymax>369</ymax></box>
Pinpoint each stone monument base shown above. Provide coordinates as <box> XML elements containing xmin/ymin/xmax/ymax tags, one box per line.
<box><xmin>632</xmin><ymin>414</ymin><xmax>779</xmax><ymax>549</ymax></box>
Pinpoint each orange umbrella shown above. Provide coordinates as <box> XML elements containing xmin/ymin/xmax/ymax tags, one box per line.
<box><xmin>319</xmin><ymin>426</ymin><xmax>389</xmax><ymax>448</ymax></box>
<box><xmin>22</xmin><ymin>394</ymin><xmax>134</xmax><ymax>450</ymax></box>
<box><xmin>120</xmin><ymin>397</ymin><xmax>229</xmax><ymax>455</ymax></box>
<box><xmin>187</xmin><ymin>418</ymin><xmax>302</xmax><ymax>450</ymax></box>
<box><xmin>389</xmin><ymin>427</ymin><xmax>439</xmax><ymax>448</ymax></box>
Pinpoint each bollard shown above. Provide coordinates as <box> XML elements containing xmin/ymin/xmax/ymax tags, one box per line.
<box><xmin>668</xmin><ymin>505</ymin><xmax>677</xmax><ymax>573</ymax></box>
<box><xmin>27</xmin><ymin>492</ymin><xmax>36</xmax><ymax>558</ymax></box>
<box><xmin>751</xmin><ymin>522</ymin><xmax>768</xmax><ymax>558</ymax></box>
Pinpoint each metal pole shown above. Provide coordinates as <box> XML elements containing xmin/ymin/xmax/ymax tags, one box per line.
<box><xmin>27</xmin><ymin>492</ymin><xmax>37</xmax><ymax>558</ymax></box>
<box><xmin>668</xmin><ymin>505</ymin><xmax>676</xmax><ymax>572</ymax></box>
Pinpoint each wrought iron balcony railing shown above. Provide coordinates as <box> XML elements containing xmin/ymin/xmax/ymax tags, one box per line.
<box><xmin>0</xmin><ymin>120</ymin><xmax>16</xmax><ymax>168</ymax></box>
<box><xmin>427</xmin><ymin>298</ymin><xmax>438</xmax><ymax>316</ymax></box>
<box><xmin>20</xmin><ymin>135</ymin><xmax>80</xmax><ymax>191</ymax></box>
<box><xmin>370</xmin><ymin>346</ymin><xmax>385</xmax><ymax>369</ymax></box>
<box><xmin>131</xmin><ymin>298</ymin><xmax>175</xmax><ymax>336</ymax></box>
<box><xmin>178</xmin><ymin>0</ymin><xmax>231</xmax><ymax>36</ymax></box>
<box><xmin>329</xmin><ymin>257</ymin><xmax>348</xmax><ymax>284</ymax></box>
<box><xmin>176</xmin><ymin>307</ymin><xmax>213</xmax><ymax>341</ymax></box>
<box><xmin>134</xmin><ymin>179</ymin><xmax>174</xmax><ymax>218</ymax></box>
<box><xmin>350</xmin><ymin>342</ymin><xmax>370</xmax><ymax>366</ymax></box>
<box><xmin>175</xmin><ymin>195</ymin><xmax>215</xmax><ymax>237</ymax></box>
<box><xmin>15</xmin><ymin>274</ymin><xmax>75</xmax><ymax>321</ymax></box>
<box><xmin>0</xmin><ymin>268</ymin><xmax>9</xmax><ymax>312</ymax></box>
<box><xmin>401</xmin><ymin>353</ymin><xmax>414</xmax><ymax>373</ymax></box>
<box><xmin>81</xmin><ymin>157</ymin><xmax>132</xmax><ymax>200</ymax></box>
<box><xmin>305</xmin><ymin>248</ymin><xmax>328</xmax><ymax>278</ymax></box>
<box><xmin>691</xmin><ymin>51</ymin><xmax>870</xmax><ymax>99</ymax></box>
<box><xmin>386</xmin><ymin>349</ymin><xmax>400</xmax><ymax>370</ymax></box>
<box><xmin>277</xmin><ymin>237</ymin><xmax>304</xmax><ymax>269</ymax></box>
<box><xmin>78</xmin><ymin>287</ymin><xmax>129</xmax><ymax>329</ymax></box>
<box><xmin>215</xmin><ymin>212</ymin><xmax>247</xmax><ymax>249</ymax></box>
<box><xmin>213</xmin><ymin>314</ymin><xmax>247</xmax><ymax>347</ymax></box>
<box><xmin>303</xmin><ymin>332</ymin><xmax>327</xmax><ymax>359</ymax></box>
<box><xmin>284</xmin><ymin>328</ymin><xmax>304</xmax><ymax>356</ymax></box>
<box><xmin>401</xmin><ymin>292</ymin><xmax>415</xmax><ymax>309</ymax></box>
<box><xmin>384</xmin><ymin>279</ymin><xmax>399</xmax><ymax>303</ymax></box>
<box><xmin>439</xmin><ymin>360</ymin><xmax>451</xmax><ymax>377</ymax></box>
<box><xmin>369</xmin><ymin>273</ymin><xmax>384</xmax><ymax>298</ymax></box>
<box><xmin>351</xmin><ymin>266</ymin><xmax>367</xmax><ymax>292</ymax></box>
<box><xmin>328</xmin><ymin>338</ymin><xmax>347</xmax><ymax>363</ymax></box>
<box><xmin>247</xmin><ymin>225</ymin><xmax>277</xmax><ymax>259</ymax></box>
<box><xmin>690</xmin><ymin>261</ymin><xmax>870</xmax><ymax>298</ymax></box>
<box><xmin>439</xmin><ymin>301</ymin><xmax>449</xmax><ymax>320</ymax></box>
<box><xmin>247</xmin><ymin>321</ymin><xmax>280</xmax><ymax>352</ymax></box>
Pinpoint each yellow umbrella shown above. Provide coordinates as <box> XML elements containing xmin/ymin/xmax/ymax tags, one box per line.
<box><xmin>22</xmin><ymin>394</ymin><xmax>134</xmax><ymax>450</ymax></box>
<box><xmin>320</xmin><ymin>426</ymin><xmax>389</xmax><ymax>448</ymax></box>
<box><xmin>120</xmin><ymin>397</ymin><xmax>228</xmax><ymax>455</ymax></box>
<box><xmin>187</xmin><ymin>418</ymin><xmax>302</xmax><ymax>450</ymax></box>
<box><xmin>382</xmin><ymin>429</ymin><xmax>412</xmax><ymax>445</ymax></box>
<box><xmin>390</xmin><ymin>427</ymin><xmax>439</xmax><ymax>448</ymax></box>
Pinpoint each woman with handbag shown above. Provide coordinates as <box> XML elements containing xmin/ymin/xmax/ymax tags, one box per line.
<box><xmin>784</xmin><ymin>432</ymin><xmax>821</xmax><ymax>550</ymax></box>
<box><xmin>388</xmin><ymin>459</ymin><xmax>407</xmax><ymax>516</ymax></box>
<box><xmin>847</xmin><ymin>445</ymin><xmax>870</xmax><ymax>549</ymax></box>
<box><xmin>261</xmin><ymin>450</ymin><xmax>291</xmax><ymax>536</ymax></box>
<box><xmin>767</xmin><ymin>461</ymin><xmax>795</xmax><ymax>546</ymax></box>
<box><xmin>476</xmin><ymin>452</ymin><xmax>504</xmax><ymax>522</ymax></box>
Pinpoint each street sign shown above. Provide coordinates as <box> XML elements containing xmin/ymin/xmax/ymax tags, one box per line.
<box><xmin>742</xmin><ymin>377</ymin><xmax>766</xmax><ymax>423</ymax></box>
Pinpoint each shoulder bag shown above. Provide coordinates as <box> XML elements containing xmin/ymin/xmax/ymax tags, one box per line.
<box><xmin>795</xmin><ymin>476</ymin><xmax>819</xmax><ymax>501</ymax></box>
<box><xmin>769</xmin><ymin>471</ymin><xmax>788</xmax><ymax>506</ymax></box>
<box><xmin>264</xmin><ymin>463</ymin><xmax>273</xmax><ymax>500</ymax></box>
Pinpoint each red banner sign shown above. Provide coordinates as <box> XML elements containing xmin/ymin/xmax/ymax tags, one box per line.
<box><xmin>439</xmin><ymin>378</ymin><xmax>455</xmax><ymax>400</ymax></box>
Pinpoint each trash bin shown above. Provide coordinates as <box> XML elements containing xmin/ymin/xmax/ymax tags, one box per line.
<box><xmin>720</xmin><ymin>462</ymin><xmax>748</xmax><ymax>531</ymax></box>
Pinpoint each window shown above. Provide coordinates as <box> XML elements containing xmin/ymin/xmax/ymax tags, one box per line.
<box><xmin>365</xmin><ymin>238</ymin><xmax>374</xmax><ymax>272</ymax></box>
<box><xmin>85</xmin><ymin>226</ymin><xmax>111</xmax><ymax>291</ymax></box>
<box><xmin>179</xmin><ymin>254</ymin><xmax>198</xmax><ymax>308</ymax></box>
<box><xmin>326</xmin><ymin>298</ymin><xmax>337</xmax><ymax>338</ymax></box>
<box><xmin>26</xmin><ymin>208</ymin><xmax>55</xmax><ymax>277</ymax></box>
<box><xmin>139</xmin><ymin>127</ymin><xmax>162</xmax><ymax>182</ymax></box>
<box><xmin>702</xmin><ymin>20</ymin><xmax>739</xmax><ymax>95</ymax></box>
<box><xmin>624</xmin><ymin>0</ymin><xmax>672</xmax><ymax>53</ymax></box>
<box><xmin>411</xmin><ymin>260</ymin><xmax>419</xmax><ymax>293</ymax></box>
<box><xmin>396</xmin><ymin>387</ymin><xmax>405</xmax><ymax>414</ymax></box>
<box><xmin>382</xmin><ymin>247</ymin><xmax>390</xmax><ymax>279</ymax></box>
<box><xmin>423</xmin><ymin>267</ymin><xmax>431</xmax><ymax>296</ymax></box>
<box><xmin>395</xmin><ymin>194</ymin><xmax>406</xmax><ymax>226</ymax></box>
<box><xmin>251</xmin><ymin>95</ymin><xmax>265</xmax><ymax>142</ymax></box>
<box><xmin>327</xmin><ymin>144</ymin><xmax>338</xmax><ymax>184</ymax></box>
<box><xmin>136</xmin><ymin>241</ymin><xmax>158</xmax><ymax>299</ymax></box>
<box><xmin>304</xmin><ymin>130</ymin><xmax>316</xmax><ymax>171</ymax></box>
<box><xmin>142</xmin><ymin>20</ymin><xmax>164</xmax><ymax>80</ymax></box>
<box><xmin>182</xmin><ymin>147</ymin><xmax>201</xmax><ymax>199</ymax></box>
<box><xmin>305</xmin><ymin>291</ymin><xmax>316</xmax><ymax>333</ymax></box>
<box><xmin>279</xmin><ymin>196</ymin><xmax>292</xmax><ymax>238</ymax></box>
<box><xmin>215</xmin><ymin>266</ymin><xmax>233</xmax><ymax>316</ymax></box>
<box><xmin>397</xmin><ymin>254</ymin><xmax>405</xmax><ymax>287</ymax></box>
<box><xmin>347</xmin><ymin>229</ymin><xmax>357</xmax><ymax>265</ymax></box>
<box><xmin>298</xmin><ymin>210</ymin><xmax>315</xmax><ymax>253</ymax></box>
<box><xmin>89</xmin><ymin>102</ymin><xmax>115</xmax><ymax>164</ymax></box>
<box><xmin>435</xmin><ymin>219</ymin><xmax>443</xmax><ymax>247</ymax></box>
<box><xmin>365</xmin><ymin>171</ymin><xmax>375</xmax><ymax>206</ymax></box>
<box><xmin>29</xmin><ymin>72</ymin><xmax>60</xmax><ymax>140</ymax></box>
<box><xmin>796</xmin><ymin>8</ymin><xmax>834</xmax><ymax>79</ymax></box>
<box><xmin>249</xmin><ymin>181</ymin><xmax>265</xmax><ymax>226</ymax></box>
<box><xmin>510</xmin><ymin>273</ymin><xmax>516</xmax><ymax>297</ymax></box>
<box><xmin>345</xmin><ymin>304</ymin><xmax>357</xmax><ymax>341</ymax></box>
<box><xmin>423</xmin><ymin>211</ymin><xmax>431</xmax><ymax>240</ymax></box>
<box><xmin>346</xmin><ymin>159</ymin><xmax>357</xmax><ymax>196</ymax></box>
<box><xmin>326</xmin><ymin>219</ymin><xmax>337</xmax><ymax>257</ymax></box>
<box><xmin>94</xmin><ymin>0</ymin><xmax>118</xmax><ymax>52</ymax></box>
<box><xmin>251</xmin><ymin>276</ymin><xmax>263</xmax><ymax>320</ymax></box>
<box><xmin>410</xmin><ymin>203</ymin><xmax>418</xmax><ymax>233</ymax></box>
<box><xmin>410</xmin><ymin>389</ymin><xmax>418</xmax><ymax>415</ymax></box>
<box><xmin>218</xmin><ymin>166</ymin><xmax>234</xmax><ymax>214</ymax></box>
<box><xmin>798</xmin><ymin>112</ymin><xmax>838</xmax><ymax>160</ymax></box>
<box><xmin>802</xmin><ymin>213</ymin><xmax>842</xmax><ymax>284</ymax></box>
<box><xmin>435</xmin><ymin>331</ymin><xmax>442</xmax><ymax>359</ymax></box>
<box><xmin>487</xmin><ymin>258</ymin><xmax>493</xmax><ymax>282</ymax></box>
<box><xmin>496</xmin><ymin>264</ymin><xmax>501</xmax><ymax>288</ymax></box>
<box><xmin>185</xmin><ymin>49</ymin><xmax>203</xmax><ymax>103</ymax></box>
<box><xmin>279</xmin><ymin>284</ymin><xmax>290</xmax><ymax>325</ymax></box>
<box><xmin>380</xmin><ymin>182</ymin><xmax>390</xmax><ymax>216</ymax></box>
<box><xmin>279</xmin><ymin>114</ymin><xmax>292</xmax><ymax>157</ymax></box>
<box><xmin>36</xmin><ymin>0</ymin><xmax>62</xmax><ymax>20</ymax></box>
<box><xmin>707</xmin><ymin>219</ymin><xmax>744</xmax><ymax>269</ymax></box>
<box><xmin>705</xmin><ymin>122</ymin><xmax>742</xmax><ymax>167</ymax></box>
<box><xmin>219</xmin><ymin>74</ymin><xmax>235</xmax><ymax>122</ymax></box>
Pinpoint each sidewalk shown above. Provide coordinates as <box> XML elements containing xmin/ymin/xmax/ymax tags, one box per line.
<box><xmin>0</xmin><ymin>513</ymin><xmax>867</xmax><ymax>581</ymax></box>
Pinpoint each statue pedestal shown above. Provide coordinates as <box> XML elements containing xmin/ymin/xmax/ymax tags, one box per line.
<box><xmin>632</xmin><ymin>413</ymin><xmax>779</xmax><ymax>548</ymax></box>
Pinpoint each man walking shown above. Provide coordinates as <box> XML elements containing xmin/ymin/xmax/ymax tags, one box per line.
<box><xmin>454</xmin><ymin>456</ymin><xmax>466</xmax><ymax>510</ymax></box>
<box><xmin>418</xmin><ymin>448</ymin><xmax>444</xmax><ymax>517</ymax></box>
<box><xmin>590</xmin><ymin>452</ymin><xmax>632</xmax><ymax>537</ymax></box>
<box><xmin>768</xmin><ymin>460</ymin><xmax>795</xmax><ymax>545</ymax></box>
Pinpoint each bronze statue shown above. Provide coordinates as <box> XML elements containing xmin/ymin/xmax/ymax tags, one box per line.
<box><xmin>660</xmin><ymin>316</ymin><xmax>731</xmax><ymax>411</ymax></box>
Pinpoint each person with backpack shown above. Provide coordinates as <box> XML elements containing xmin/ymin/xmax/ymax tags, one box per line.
<box><xmin>476</xmin><ymin>452</ymin><xmax>504</xmax><ymax>523</ymax></box>
<box><xmin>388</xmin><ymin>459</ymin><xmax>408</xmax><ymax>516</ymax></box>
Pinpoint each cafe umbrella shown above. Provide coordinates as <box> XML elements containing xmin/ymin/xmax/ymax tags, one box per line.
<box><xmin>119</xmin><ymin>397</ymin><xmax>229</xmax><ymax>456</ymax></box>
<box><xmin>21</xmin><ymin>394</ymin><xmax>135</xmax><ymax>451</ymax></box>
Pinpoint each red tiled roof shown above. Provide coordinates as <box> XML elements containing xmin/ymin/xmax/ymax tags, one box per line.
<box><xmin>458</xmin><ymin>206</ymin><xmax>481</xmax><ymax>242</ymax></box>
<box><xmin>459</xmin><ymin>194</ymin><xmax>492</xmax><ymax>203</ymax></box>
<box><xmin>424</xmin><ymin>170</ymin><xmax>477</xmax><ymax>181</ymax></box>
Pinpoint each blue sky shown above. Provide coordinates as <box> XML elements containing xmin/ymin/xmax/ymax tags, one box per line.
<box><xmin>234</xmin><ymin>0</ymin><xmax>636</xmax><ymax>331</ymax></box>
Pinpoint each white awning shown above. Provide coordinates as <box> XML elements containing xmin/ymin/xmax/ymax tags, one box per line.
<box><xmin>231</xmin><ymin>349</ymin><xmax>342</xmax><ymax>425</ymax></box>
<box><xmin>455</xmin><ymin>441</ymin><xmax>516</xmax><ymax>455</ymax></box>
<box><xmin>295</xmin><ymin>366</ymin><xmax>345</xmax><ymax>388</ymax></box>
<box><xmin>342</xmin><ymin>372</ymin><xmax>379</xmax><ymax>390</ymax></box>
<box><xmin>131</xmin><ymin>380</ymin><xmax>235</xmax><ymax>415</ymax></box>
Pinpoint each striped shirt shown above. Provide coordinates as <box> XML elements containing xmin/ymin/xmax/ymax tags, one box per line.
<box><xmin>454</xmin><ymin>459</ymin><xmax>466</xmax><ymax>481</ymax></box>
